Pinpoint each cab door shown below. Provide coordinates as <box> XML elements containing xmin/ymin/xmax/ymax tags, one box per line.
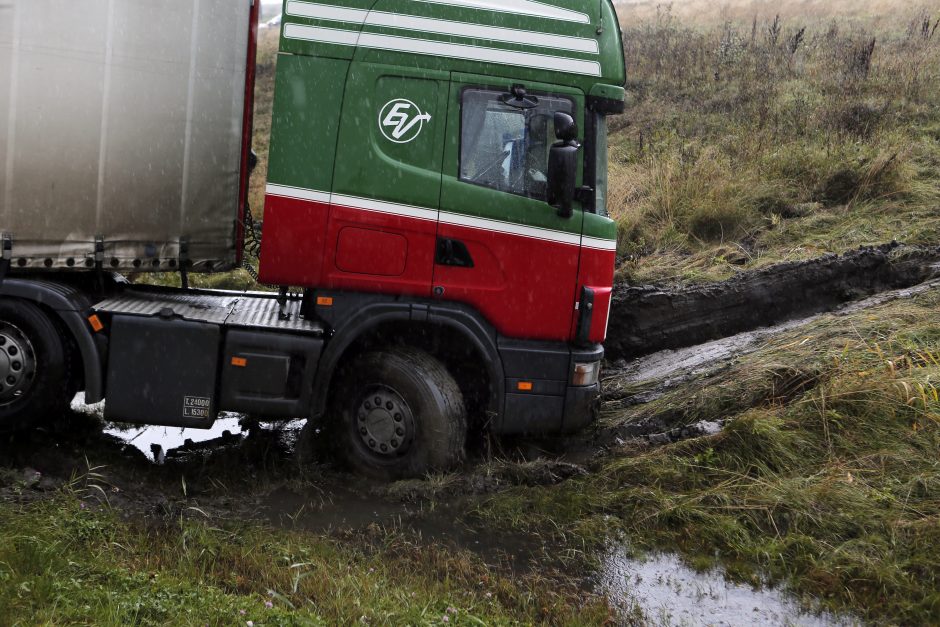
<box><xmin>324</xmin><ymin>63</ymin><xmax>449</xmax><ymax>297</ymax></box>
<box><xmin>435</xmin><ymin>76</ymin><xmax>585</xmax><ymax>341</ymax></box>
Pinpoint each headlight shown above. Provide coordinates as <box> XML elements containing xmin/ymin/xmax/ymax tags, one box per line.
<box><xmin>572</xmin><ymin>361</ymin><xmax>601</xmax><ymax>387</ymax></box>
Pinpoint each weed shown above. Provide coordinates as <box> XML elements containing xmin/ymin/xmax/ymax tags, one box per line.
<box><xmin>479</xmin><ymin>287</ymin><xmax>940</xmax><ymax>623</ymax></box>
<box><xmin>0</xmin><ymin>490</ymin><xmax>610</xmax><ymax>625</ymax></box>
<box><xmin>612</xmin><ymin>5</ymin><xmax>940</xmax><ymax>283</ymax></box>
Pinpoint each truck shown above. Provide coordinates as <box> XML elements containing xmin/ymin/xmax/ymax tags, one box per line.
<box><xmin>0</xmin><ymin>0</ymin><xmax>626</xmax><ymax>478</ymax></box>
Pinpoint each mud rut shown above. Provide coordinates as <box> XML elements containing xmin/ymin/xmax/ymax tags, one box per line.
<box><xmin>607</xmin><ymin>244</ymin><xmax>940</xmax><ymax>361</ymax></box>
<box><xmin>0</xmin><ymin>243</ymin><xmax>938</xmax><ymax>611</ymax></box>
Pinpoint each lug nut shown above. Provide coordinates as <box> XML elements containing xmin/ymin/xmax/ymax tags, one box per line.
<box><xmin>5</xmin><ymin>376</ymin><xmax>13</xmax><ymax>385</ymax></box>
<box><xmin>395</xmin><ymin>427</ymin><xmax>404</xmax><ymax>437</ymax></box>
<box><xmin>374</xmin><ymin>396</ymin><xmax>381</xmax><ymax>405</ymax></box>
<box><xmin>386</xmin><ymin>401</ymin><xmax>393</xmax><ymax>410</ymax></box>
<box><xmin>11</xmin><ymin>362</ymin><xmax>19</xmax><ymax>371</ymax></box>
<box><xmin>391</xmin><ymin>440</ymin><xmax>399</xmax><ymax>448</ymax></box>
<box><xmin>365</xmin><ymin>401</ymin><xmax>371</xmax><ymax>410</ymax></box>
<box><xmin>380</xmin><ymin>444</ymin><xmax>388</xmax><ymax>452</ymax></box>
<box><xmin>0</xmin><ymin>337</ymin><xmax>6</xmax><ymax>345</ymax></box>
<box><xmin>368</xmin><ymin>439</ymin><xmax>376</xmax><ymax>448</ymax></box>
<box><xmin>394</xmin><ymin>413</ymin><xmax>402</xmax><ymax>422</ymax></box>
<box><xmin>7</xmin><ymin>346</ymin><xmax>16</xmax><ymax>356</ymax></box>
<box><xmin>360</xmin><ymin>427</ymin><xmax>367</xmax><ymax>436</ymax></box>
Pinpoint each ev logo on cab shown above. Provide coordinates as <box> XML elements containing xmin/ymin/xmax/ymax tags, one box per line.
<box><xmin>379</xmin><ymin>99</ymin><xmax>431</xmax><ymax>144</ymax></box>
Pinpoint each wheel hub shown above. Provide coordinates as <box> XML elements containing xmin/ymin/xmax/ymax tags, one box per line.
<box><xmin>0</xmin><ymin>322</ymin><xmax>37</xmax><ymax>406</ymax></box>
<box><xmin>356</xmin><ymin>386</ymin><xmax>414</xmax><ymax>457</ymax></box>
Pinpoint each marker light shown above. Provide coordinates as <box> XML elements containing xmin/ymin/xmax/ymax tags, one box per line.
<box><xmin>88</xmin><ymin>315</ymin><xmax>104</xmax><ymax>333</ymax></box>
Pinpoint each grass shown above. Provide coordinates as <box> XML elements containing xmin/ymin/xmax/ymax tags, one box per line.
<box><xmin>0</xmin><ymin>483</ymin><xmax>609</xmax><ymax>625</ymax></box>
<box><xmin>478</xmin><ymin>286</ymin><xmax>940</xmax><ymax>623</ymax></box>
<box><xmin>610</xmin><ymin>2</ymin><xmax>940</xmax><ymax>283</ymax></box>
<box><xmin>26</xmin><ymin>4</ymin><xmax>940</xmax><ymax>624</ymax></box>
<box><xmin>141</xmin><ymin>3</ymin><xmax>940</xmax><ymax>289</ymax></box>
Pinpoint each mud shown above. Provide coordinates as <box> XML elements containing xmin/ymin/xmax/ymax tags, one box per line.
<box><xmin>565</xmin><ymin>277</ymin><xmax>940</xmax><ymax>459</ymax></box>
<box><xmin>2</xmin><ymin>247</ymin><xmax>935</xmax><ymax>624</ymax></box>
<box><xmin>607</xmin><ymin>244</ymin><xmax>940</xmax><ymax>360</ymax></box>
<box><xmin>610</xmin><ymin>277</ymin><xmax>940</xmax><ymax>398</ymax></box>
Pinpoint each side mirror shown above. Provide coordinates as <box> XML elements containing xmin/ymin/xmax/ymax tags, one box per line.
<box><xmin>548</xmin><ymin>112</ymin><xmax>580</xmax><ymax>218</ymax></box>
<box><xmin>554</xmin><ymin>111</ymin><xmax>579</xmax><ymax>143</ymax></box>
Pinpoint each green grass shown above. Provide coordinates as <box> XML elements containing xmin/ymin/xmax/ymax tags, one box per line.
<box><xmin>0</xmin><ymin>486</ymin><xmax>609</xmax><ymax>625</ymax></box>
<box><xmin>52</xmin><ymin>5</ymin><xmax>940</xmax><ymax>624</ymax></box>
<box><xmin>477</xmin><ymin>287</ymin><xmax>940</xmax><ymax>623</ymax></box>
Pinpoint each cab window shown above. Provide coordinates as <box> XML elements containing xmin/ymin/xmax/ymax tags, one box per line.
<box><xmin>459</xmin><ymin>88</ymin><xmax>574</xmax><ymax>201</ymax></box>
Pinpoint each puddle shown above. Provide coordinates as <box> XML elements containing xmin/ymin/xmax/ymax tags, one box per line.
<box><xmin>600</xmin><ymin>549</ymin><xmax>854</xmax><ymax>627</ymax></box>
<box><xmin>104</xmin><ymin>414</ymin><xmax>248</xmax><ymax>461</ymax></box>
<box><xmin>71</xmin><ymin>393</ymin><xmax>303</xmax><ymax>462</ymax></box>
<box><xmin>620</xmin><ymin>317</ymin><xmax>812</xmax><ymax>387</ymax></box>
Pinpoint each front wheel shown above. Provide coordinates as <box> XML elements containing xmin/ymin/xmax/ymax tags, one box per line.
<box><xmin>330</xmin><ymin>348</ymin><xmax>467</xmax><ymax>480</ymax></box>
<box><xmin>0</xmin><ymin>299</ymin><xmax>71</xmax><ymax>430</ymax></box>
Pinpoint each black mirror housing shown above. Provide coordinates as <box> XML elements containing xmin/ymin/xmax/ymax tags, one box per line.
<box><xmin>554</xmin><ymin>112</ymin><xmax>578</xmax><ymax>143</ymax></box>
<box><xmin>548</xmin><ymin>143</ymin><xmax>579</xmax><ymax>218</ymax></box>
<box><xmin>548</xmin><ymin>112</ymin><xmax>580</xmax><ymax>218</ymax></box>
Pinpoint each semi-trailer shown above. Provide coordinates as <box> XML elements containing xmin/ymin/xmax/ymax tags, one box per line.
<box><xmin>0</xmin><ymin>0</ymin><xmax>626</xmax><ymax>478</ymax></box>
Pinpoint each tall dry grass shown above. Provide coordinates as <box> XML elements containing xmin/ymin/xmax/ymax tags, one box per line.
<box><xmin>616</xmin><ymin>0</ymin><xmax>940</xmax><ymax>26</ymax></box>
<box><xmin>610</xmin><ymin>3</ymin><xmax>940</xmax><ymax>279</ymax></box>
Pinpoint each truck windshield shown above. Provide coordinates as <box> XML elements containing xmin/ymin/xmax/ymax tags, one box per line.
<box><xmin>594</xmin><ymin>112</ymin><xmax>609</xmax><ymax>217</ymax></box>
<box><xmin>460</xmin><ymin>89</ymin><xmax>574</xmax><ymax>201</ymax></box>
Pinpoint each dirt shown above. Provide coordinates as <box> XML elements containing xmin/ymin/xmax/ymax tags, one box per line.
<box><xmin>0</xmin><ymin>411</ymin><xmax>856</xmax><ymax>625</ymax></box>
<box><xmin>606</xmin><ymin>244</ymin><xmax>940</xmax><ymax>361</ymax></box>
<box><xmin>2</xmin><ymin>246</ymin><xmax>936</xmax><ymax>624</ymax></box>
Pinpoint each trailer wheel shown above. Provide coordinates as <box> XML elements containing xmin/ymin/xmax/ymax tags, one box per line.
<box><xmin>331</xmin><ymin>348</ymin><xmax>467</xmax><ymax>480</ymax></box>
<box><xmin>0</xmin><ymin>299</ymin><xmax>70</xmax><ymax>430</ymax></box>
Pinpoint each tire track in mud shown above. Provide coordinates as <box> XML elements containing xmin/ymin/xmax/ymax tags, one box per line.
<box><xmin>606</xmin><ymin>244</ymin><xmax>940</xmax><ymax>361</ymax></box>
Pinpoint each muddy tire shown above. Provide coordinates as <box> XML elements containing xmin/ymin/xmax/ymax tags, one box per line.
<box><xmin>330</xmin><ymin>348</ymin><xmax>467</xmax><ymax>480</ymax></box>
<box><xmin>0</xmin><ymin>299</ymin><xmax>70</xmax><ymax>431</ymax></box>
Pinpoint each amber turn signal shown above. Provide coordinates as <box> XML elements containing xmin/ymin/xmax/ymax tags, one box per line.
<box><xmin>88</xmin><ymin>314</ymin><xmax>104</xmax><ymax>333</ymax></box>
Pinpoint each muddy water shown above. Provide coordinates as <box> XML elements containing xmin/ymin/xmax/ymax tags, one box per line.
<box><xmin>600</xmin><ymin>549</ymin><xmax>855</xmax><ymax>626</ymax></box>
<box><xmin>66</xmin><ymin>390</ymin><xmax>861</xmax><ymax>623</ymax></box>
<box><xmin>607</xmin><ymin>245</ymin><xmax>940</xmax><ymax>361</ymax></box>
<box><xmin>618</xmin><ymin>279</ymin><xmax>940</xmax><ymax>390</ymax></box>
<box><xmin>71</xmin><ymin>393</ymin><xmax>260</xmax><ymax>462</ymax></box>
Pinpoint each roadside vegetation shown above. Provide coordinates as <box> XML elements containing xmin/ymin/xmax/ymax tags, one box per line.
<box><xmin>610</xmin><ymin>1</ymin><xmax>940</xmax><ymax>283</ymax></box>
<box><xmin>0</xmin><ymin>477</ymin><xmax>608</xmax><ymax>625</ymax></box>
<box><xmin>480</xmin><ymin>283</ymin><xmax>940</xmax><ymax>623</ymax></box>
<box><xmin>12</xmin><ymin>3</ymin><xmax>940</xmax><ymax>625</ymax></box>
<box><xmin>469</xmin><ymin>8</ymin><xmax>940</xmax><ymax>622</ymax></box>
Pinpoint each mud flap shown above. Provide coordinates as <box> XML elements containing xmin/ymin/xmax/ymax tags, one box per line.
<box><xmin>104</xmin><ymin>315</ymin><xmax>220</xmax><ymax>428</ymax></box>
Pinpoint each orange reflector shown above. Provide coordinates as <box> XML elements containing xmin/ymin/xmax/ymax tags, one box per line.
<box><xmin>88</xmin><ymin>315</ymin><xmax>104</xmax><ymax>333</ymax></box>
<box><xmin>317</xmin><ymin>296</ymin><xmax>334</xmax><ymax>307</ymax></box>
<box><xmin>231</xmin><ymin>357</ymin><xmax>248</xmax><ymax>368</ymax></box>
<box><xmin>517</xmin><ymin>382</ymin><xmax>533</xmax><ymax>392</ymax></box>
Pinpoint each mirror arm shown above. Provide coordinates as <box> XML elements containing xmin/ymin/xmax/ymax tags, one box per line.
<box><xmin>575</xmin><ymin>186</ymin><xmax>594</xmax><ymax>205</ymax></box>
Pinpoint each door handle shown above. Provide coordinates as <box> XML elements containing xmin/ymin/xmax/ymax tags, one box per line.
<box><xmin>435</xmin><ymin>238</ymin><xmax>474</xmax><ymax>268</ymax></box>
